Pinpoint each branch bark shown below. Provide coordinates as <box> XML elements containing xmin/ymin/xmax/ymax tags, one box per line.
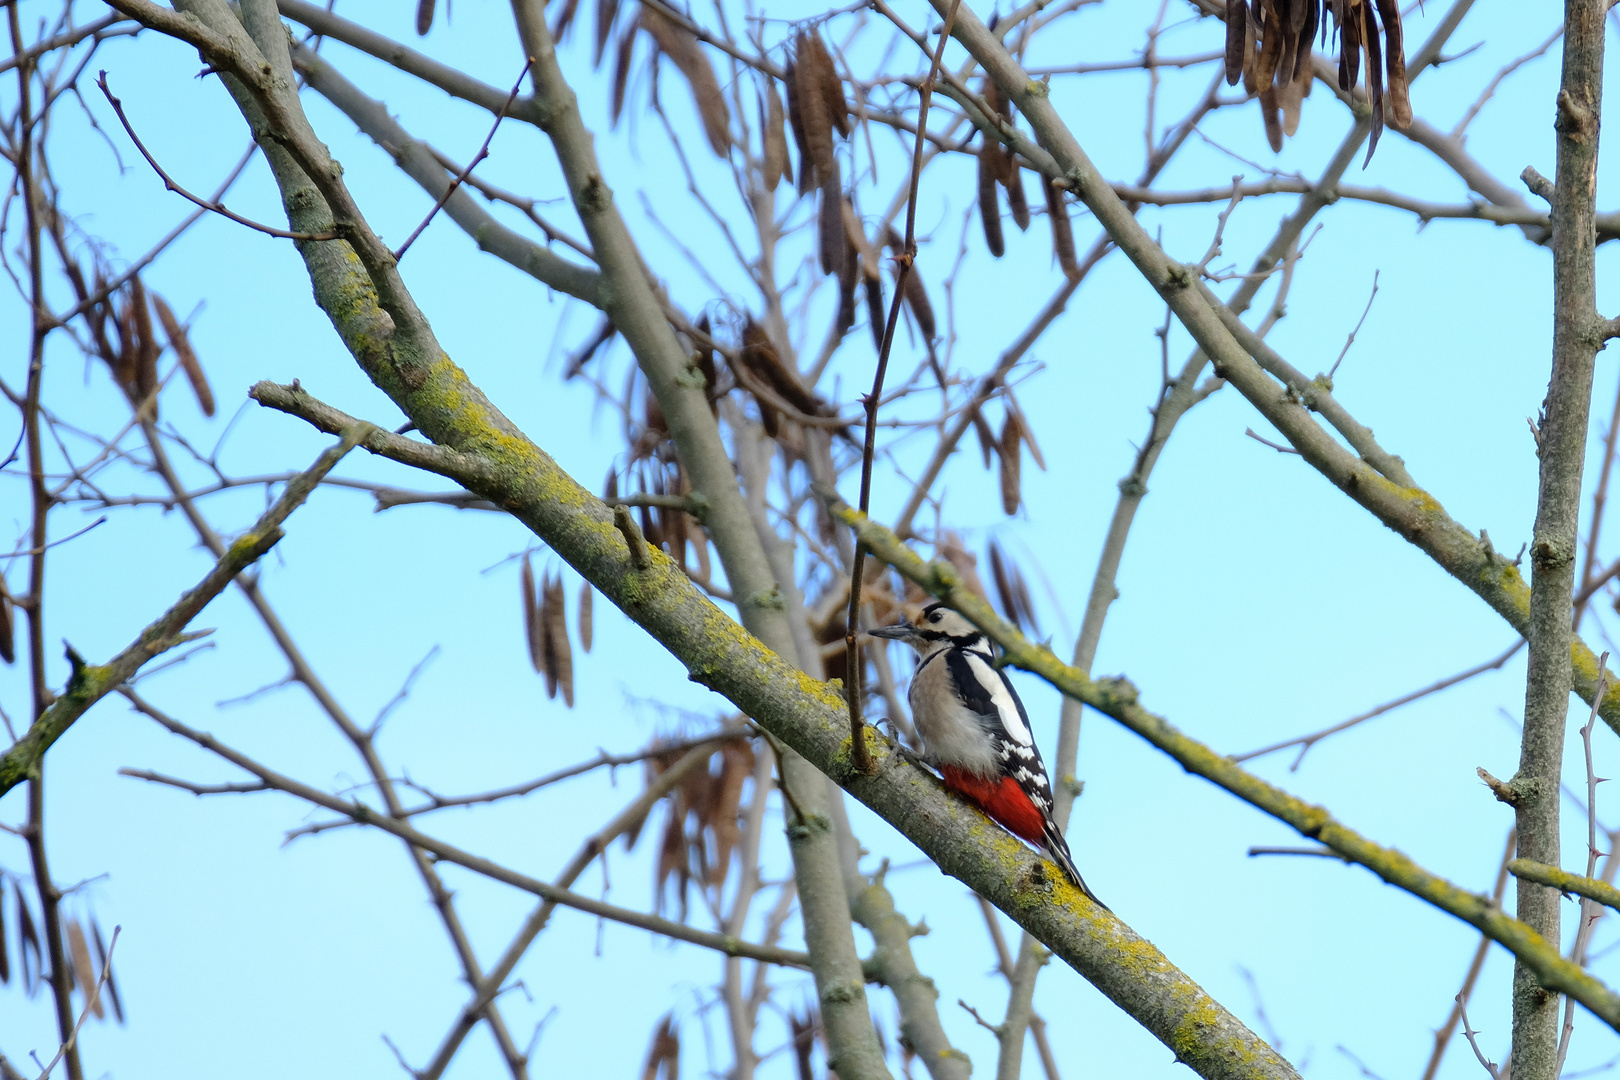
<box><xmin>1512</xmin><ymin>6</ymin><xmax>1607</xmax><ymax>1077</ymax></box>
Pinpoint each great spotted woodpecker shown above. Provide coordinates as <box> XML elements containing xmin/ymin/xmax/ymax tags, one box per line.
<box><xmin>870</xmin><ymin>602</ymin><xmax>1104</xmax><ymax>907</ymax></box>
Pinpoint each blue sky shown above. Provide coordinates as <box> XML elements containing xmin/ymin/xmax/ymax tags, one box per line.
<box><xmin>2</xmin><ymin>1</ymin><xmax>1617</xmax><ymax>1078</ymax></box>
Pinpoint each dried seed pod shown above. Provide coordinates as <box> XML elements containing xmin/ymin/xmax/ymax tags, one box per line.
<box><xmin>152</xmin><ymin>295</ymin><xmax>214</xmax><ymax>417</ymax></box>
<box><xmin>738</xmin><ymin>317</ymin><xmax>820</xmax><ymax>417</ymax></box>
<box><xmin>521</xmin><ymin>554</ymin><xmax>543</xmax><ymax>675</ymax></box>
<box><xmin>639</xmin><ymin>6</ymin><xmax>730</xmax><ymax>157</ymax></box>
<box><xmin>537</xmin><ymin>569</ymin><xmax>559</xmax><ymax>699</ymax></box>
<box><xmin>937</xmin><ymin>531</ymin><xmax>989</xmax><ymax>600</ymax></box>
<box><xmin>883</xmin><ymin>227</ymin><xmax>937</xmax><ymax>343</ymax></box>
<box><xmin>593</xmin><ymin>0</ymin><xmax>620</xmax><ymax>66</ymax></box>
<box><xmin>65</xmin><ymin>918</ymin><xmax>102</xmax><ymax>1019</ymax></box>
<box><xmin>801</xmin><ymin>31</ymin><xmax>849</xmax><ymax>139</ymax></box>
<box><xmin>643</xmin><ymin>1014</ymin><xmax>681</xmax><ymax>1080</ymax></box>
<box><xmin>1258</xmin><ymin>84</ymin><xmax>1283</xmax><ymax>153</ymax></box>
<box><xmin>971</xmin><ymin>406</ymin><xmax>996</xmax><ymax>469</ymax></box>
<box><xmin>415</xmin><ymin>0</ymin><xmax>434</xmax><ymax>35</ymax></box>
<box><xmin>0</xmin><ymin>578</ymin><xmax>13</xmax><ymax>665</ymax></box>
<box><xmin>783</xmin><ymin>60</ymin><xmax>811</xmax><ymax>193</ymax></box>
<box><xmin>17</xmin><ymin>884</ymin><xmax>40</xmax><ymax>995</ymax></box>
<box><xmin>791</xmin><ymin>32</ymin><xmax>844</xmax><ymax>277</ymax></box>
<box><xmin>546</xmin><ymin>572</ymin><xmax>574</xmax><ymax>707</ymax></box>
<box><xmin>977</xmin><ymin>143</ymin><xmax>1005</xmax><ymax>258</ymax></box>
<box><xmin>761</xmin><ymin>83</ymin><xmax>789</xmax><ymax>191</ymax></box>
<box><xmin>709</xmin><ymin>739</ymin><xmax>754</xmax><ymax>888</ymax></box>
<box><xmin>1375</xmin><ymin>0</ymin><xmax>1411</xmax><ymax>129</ymax></box>
<box><xmin>1006</xmin><ymin>396</ymin><xmax>1045</xmax><ymax>470</ymax></box>
<box><xmin>1252</xmin><ymin>1</ymin><xmax>1283</xmax><ymax>96</ymax></box>
<box><xmin>836</xmin><ymin>220</ymin><xmax>859</xmax><ymax>336</ymax></box>
<box><xmin>790</xmin><ymin>1009</ymin><xmax>816</xmax><ymax>1080</ymax></box>
<box><xmin>1360</xmin><ymin>0</ymin><xmax>1385</xmax><ymax>161</ymax></box>
<box><xmin>1279</xmin><ymin>61</ymin><xmax>1307</xmax><ymax>136</ymax></box>
<box><xmin>864</xmin><ymin>275</ymin><xmax>886</xmax><ymax>353</ymax></box>
<box><xmin>90</xmin><ymin>920</ymin><xmax>122</xmax><ymax>1023</ymax></box>
<box><xmin>1223</xmin><ymin>0</ymin><xmax>1247</xmax><ymax>85</ymax></box>
<box><xmin>565</xmin><ymin>318</ymin><xmax>618</xmax><ymax>380</ymax></box>
<box><xmin>578</xmin><ymin>580</ymin><xmax>594</xmax><ymax>653</ymax></box>
<box><xmin>1043</xmin><ymin>173</ymin><xmax>1079</xmax><ymax>279</ymax></box>
<box><xmin>128</xmin><ymin>275</ymin><xmax>159</xmax><ymax>419</ymax></box>
<box><xmin>611</xmin><ymin>23</ymin><xmax>637</xmax><ymax>125</ymax></box>
<box><xmin>0</xmin><ymin>875</ymin><xmax>7</xmax><ymax>983</ymax></box>
<box><xmin>998</xmin><ymin>414</ymin><xmax>1022</xmax><ymax>515</ymax></box>
<box><xmin>987</xmin><ymin>540</ymin><xmax>1020</xmax><ymax>632</ymax></box>
<box><xmin>552</xmin><ymin>0</ymin><xmax>582</xmax><ymax>42</ymax></box>
<box><xmin>1006</xmin><ymin>164</ymin><xmax>1030</xmax><ymax>231</ymax></box>
<box><xmin>1337</xmin><ymin>0</ymin><xmax>1361</xmax><ymax>95</ymax></box>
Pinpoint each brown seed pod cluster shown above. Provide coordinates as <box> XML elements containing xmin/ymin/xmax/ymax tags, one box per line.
<box><xmin>628</xmin><ymin>735</ymin><xmax>756</xmax><ymax>919</ymax></box>
<box><xmin>520</xmin><ymin>554</ymin><xmax>580</xmax><ymax>707</ymax></box>
<box><xmin>608</xmin><ymin>3</ymin><xmax>731</xmax><ymax>158</ymax></box>
<box><xmin>785</xmin><ymin>31</ymin><xmax>851</xmax><ymax>285</ymax></box>
<box><xmin>975</xmin><ymin>66</ymin><xmax>1031</xmax><ymax>258</ymax></box>
<box><xmin>730</xmin><ymin>316</ymin><xmax>847</xmax><ymax>444</ymax></box>
<box><xmin>0</xmin><ymin>573</ymin><xmax>14</xmax><ymax>665</ymax></box>
<box><xmin>77</xmin><ymin>271</ymin><xmax>215</xmax><ymax>422</ymax></box>
<box><xmin>1223</xmin><ymin>0</ymin><xmax>1409</xmax><ymax>159</ymax></box>
<box><xmin>1</xmin><ymin>881</ymin><xmax>123</xmax><ymax>1023</ymax></box>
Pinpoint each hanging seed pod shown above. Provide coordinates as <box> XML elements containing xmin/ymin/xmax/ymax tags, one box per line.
<box><xmin>709</xmin><ymin>740</ymin><xmax>754</xmax><ymax>889</ymax></box>
<box><xmin>836</xmin><ymin>222</ymin><xmax>859</xmax><ymax>336</ymax></box>
<box><xmin>128</xmin><ymin>275</ymin><xmax>159</xmax><ymax>420</ymax></box>
<box><xmin>998</xmin><ymin>414</ymin><xmax>1022</xmax><ymax>516</ymax></box>
<box><xmin>1280</xmin><ymin>60</ymin><xmax>1308</xmax><ymax>137</ymax></box>
<box><xmin>937</xmin><ymin>531</ymin><xmax>989</xmax><ymax>600</ymax></box>
<box><xmin>977</xmin><ymin>143</ymin><xmax>1005</xmax><ymax>258</ymax></box>
<box><xmin>415</xmin><ymin>0</ymin><xmax>434</xmax><ymax>35</ymax></box>
<box><xmin>1359</xmin><ymin>0</ymin><xmax>1385</xmax><ymax>161</ymax></box>
<box><xmin>0</xmin><ymin>875</ymin><xmax>7</xmax><ymax>984</ymax></box>
<box><xmin>546</xmin><ymin>572</ymin><xmax>574</xmax><ymax>707</ymax></box>
<box><xmin>883</xmin><ymin>227</ymin><xmax>937</xmax><ymax>343</ymax></box>
<box><xmin>578</xmin><ymin>580</ymin><xmax>594</xmax><ymax>653</ymax></box>
<box><xmin>610</xmin><ymin>23</ymin><xmax>638</xmax><ymax>125</ymax></box>
<box><xmin>1259</xmin><ymin>84</ymin><xmax>1283</xmax><ymax>153</ymax></box>
<box><xmin>152</xmin><ymin>295</ymin><xmax>213</xmax><ymax>417</ymax></box>
<box><xmin>1042</xmin><ymin>174</ymin><xmax>1078</xmax><ymax>280</ymax></box>
<box><xmin>18</xmin><ymin>883</ymin><xmax>40</xmax><ymax>996</ymax></box>
<box><xmin>65</xmin><ymin>918</ymin><xmax>102</xmax><ymax>1019</ymax></box>
<box><xmin>538</xmin><ymin>569</ymin><xmax>559</xmax><ymax>700</ymax></box>
<box><xmin>803</xmin><ymin>31</ymin><xmax>850</xmax><ymax>139</ymax></box>
<box><xmin>791</xmin><ymin>32</ymin><xmax>844</xmax><ymax>278</ymax></box>
<box><xmin>1223</xmin><ymin>0</ymin><xmax>1247</xmax><ymax>85</ymax></box>
<box><xmin>790</xmin><ymin>1009</ymin><xmax>816</xmax><ymax>1080</ymax></box>
<box><xmin>987</xmin><ymin>540</ymin><xmax>1020</xmax><ymax>632</ymax></box>
<box><xmin>0</xmin><ymin>577</ymin><xmax>14</xmax><ymax>665</ymax></box>
<box><xmin>90</xmin><ymin>920</ymin><xmax>122</xmax><ymax>1023</ymax></box>
<box><xmin>761</xmin><ymin>82</ymin><xmax>789</xmax><ymax>191</ymax></box>
<box><xmin>1252</xmin><ymin>2</ymin><xmax>1283</xmax><ymax>96</ymax></box>
<box><xmin>1006</xmin><ymin>396</ymin><xmax>1046</xmax><ymax>470</ymax></box>
<box><xmin>784</xmin><ymin>60</ymin><xmax>811</xmax><ymax>193</ymax></box>
<box><xmin>639</xmin><ymin>6</ymin><xmax>730</xmax><ymax>157</ymax></box>
<box><xmin>643</xmin><ymin>1014</ymin><xmax>681</xmax><ymax>1080</ymax></box>
<box><xmin>864</xmin><ymin>275</ymin><xmax>886</xmax><ymax>353</ymax></box>
<box><xmin>593</xmin><ymin>0</ymin><xmax>620</xmax><ymax>66</ymax></box>
<box><xmin>554</xmin><ymin>0</ymin><xmax>584</xmax><ymax>40</ymax></box>
<box><xmin>738</xmin><ymin>317</ymin><xmax>820</xmax><ymax>417</ymax></box>
<box><xmin>521</xmin><ymin>554</ymin><xmax>544</xmax><ymax>674</ymax></box>
<box><xmin>1375</xmin><ymin>0</ymin><xmax>1411</xmax><ymax>128</ymax></box>
<box><xmin>972</xmin><ymin>407</ymin><xmax>996</xmax><ymax>469</ymax></box>
<box><xmin>1006</xmin><ymin>166</ymin><xmax>1030</xmax><ymax>231</ymax></box>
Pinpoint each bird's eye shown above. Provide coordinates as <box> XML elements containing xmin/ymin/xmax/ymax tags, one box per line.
<box><xmin>927</xmin><ymin>610</ymin><xmax>942</xmax><ymax>622</ymax></box>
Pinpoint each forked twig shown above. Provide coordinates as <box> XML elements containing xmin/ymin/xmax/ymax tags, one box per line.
<box><xmin>393</xmin><ymin>58</ymin><xmax>533</xmax><ymax>261</ymax></box>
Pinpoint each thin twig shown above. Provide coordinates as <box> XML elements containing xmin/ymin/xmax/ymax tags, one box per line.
<box><xmin>1328</xmin><ymin>271</ymin><xmax>1380</xmax><ymax>380</ymax></box>
<box><xmin>95</xmin><ymin>71</ymin><xmax>336</xmax><ymax>242</ymax></box>
<box><xmin>393</xmin><ymin>58</ymin><xmax>532</xmax><ymax>261</ymax></box>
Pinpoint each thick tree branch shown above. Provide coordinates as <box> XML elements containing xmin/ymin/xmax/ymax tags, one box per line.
<box><xmin>1512</xmin><ymin>7</ymin><xmax>1606</xmax><ymax>1077</ymax></box>
<box><xmin>829</xmin><ymin>495</ymin><xmax>1620</xmax><ymax>1035</ymax></box>
<box><xmin>250</xmin><ymin>378</ymin><xmax>1298</xmax><ymax>1080</ymax></box>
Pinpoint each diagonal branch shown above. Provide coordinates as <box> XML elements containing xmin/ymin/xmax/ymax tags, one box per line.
<box><xmin>0</xmin><ymin>425</ymin><xmax>370</xmax><ymax>795</ymax></box>
<box><xmin>828</xmin><ymin>494</ymin><xmax>1620</xmax><ymax>1035</ymax></box>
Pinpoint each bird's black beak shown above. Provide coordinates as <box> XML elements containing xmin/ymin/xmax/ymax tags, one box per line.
<box><xmin>867</xmin><ymin>623</ymin><xmax>914</xmax><ymax>641</ymax></box>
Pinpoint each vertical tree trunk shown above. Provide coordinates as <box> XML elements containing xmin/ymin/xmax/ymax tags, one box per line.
<box><xmin>1511</xmin><ymin>5</ymin><xmax>1606</xmax><ymax>1078</ymax></box>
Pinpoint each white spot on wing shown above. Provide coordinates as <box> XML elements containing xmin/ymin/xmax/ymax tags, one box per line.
<box><xmin>965</xmin><ymin>653</ymin><xmax>1031</xmax><ymax>745</ymax></box>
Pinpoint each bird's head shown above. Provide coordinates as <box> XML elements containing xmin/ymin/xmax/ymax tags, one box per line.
<box><xmin>868</xmin><ymin>601</ymin><xmax>986</xmax><ymax>657</ymax></box>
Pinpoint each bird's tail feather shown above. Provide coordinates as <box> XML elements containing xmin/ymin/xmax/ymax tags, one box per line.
<box><xmin>1042</xmin><ymin>822</ymin><xmax>1107</xmax><ymax>911</ymax></box>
